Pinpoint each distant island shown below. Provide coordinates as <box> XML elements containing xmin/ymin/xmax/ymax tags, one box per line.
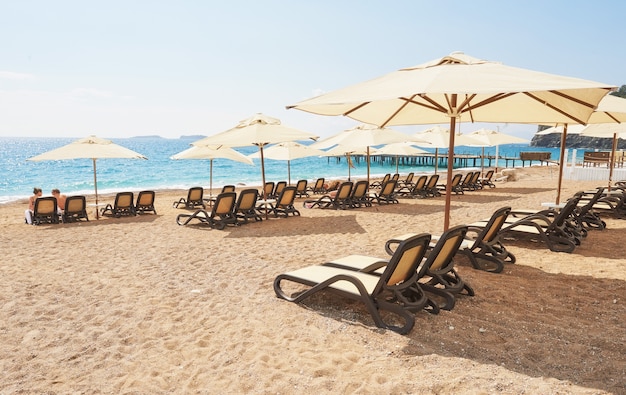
<box><xmin>180</xmin><ymin>135</ymin><xmax>206</xmax><ymax>140</ymax></box>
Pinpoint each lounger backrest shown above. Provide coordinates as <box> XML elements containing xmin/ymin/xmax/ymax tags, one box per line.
<box><xmin>65</xmin><ymin>195</ymin><xmax>86</xmax><ymax>214</ymax></box>
<box><xmin>377</xmin><ymin>233</ymin><xmax>431</xmax><ymax>291</ymax></box>
<box><xmin>34</xmin><ymin>197</ymin><xmax>57</xmax><ymax>215</ymax></box>
<box><xmin>274</xmin><ymin>181</ymin><xmax>287</xmax><ymax>197</ymax></box>
<box><xmin>277</xmin><ymin>187</ymin><xmax>297</xmax><ymax>206</ymax></box>
<box><xmin>222</xmin><ymin>185</ymin><xmax>236</xmax><ymax>193</ymax></box>
<box><xmin>484</xmin><ymin>169</ymin><xmax>494</xmax><ymax>180</ymax></box>
<box><xmin>296</xmin><ymin>180</ymin><xmax>307</xmax><ymax>192</ymax></box>
<box><xmin>136</xmin><ymin>191</ymin><xmax>155</xmax><ymax>207</ymax></box>
<box><xmin>451</xmin><ymin>173</ymin><xmax>463</xmax><ymax>187</ymax></box>
<box><xmin>213</xmin><ymin>192</ymin><xmax>237</xmax><ymax>216</ymax></box>
<box><xmin>188</xmin><ymin>187</ymin><xmax>203</xmax><ymax>203</ymax></box>
<box><xmin>115</xmin><ymin>192</ymin><xmax>134</xmax><ymax>209</ymax></box>
<box><xmin>391</xmin><ymin>173</ymin><xmax>400</xmax><ymax>182</ymax></box>
<box><xmin>236</xmin><ymin>189</ymin><xmax>258</xmax><ymax>211</ymax></box>
<box><xmin>470</xmin><ymin>171</ymin><xmax>480</xmax><ymax>185</ymax></box>
<box><xmin>423</xmin><ymin>225</ymin><xmax>468</xmax><ymax>275</ymax></box>
<box><xmin>426</xmin><ymin>174</ymin><xmax>439</xmax><ymax>189</ymax></box>
<box><xmin>380</xmin><ymin>174</ymin><xmax>390</xmax><ymax>185</ymax></box>
<box><xmin>552</xmin><ymin>195</ymin><xmax>581</xmax><ymax>228</ymax></box>
<box><xmin>380</xmin><ymin>179</ymin><xmax>397</xmax><ymax>196</ymax></box>
<box><xmin>404</xmin><ymin>173</ymin><xmax>414</xmax><ymax>184</ymax></box>
<box><xmin>351</xmin><ymin>181</ymin><xmax>368</xmax><ymax>199</ymax></box>
<box><xmin>313</xmin><ymin>178</ymin><xmax>324</xmax><ymax>191</ymax></box>
<box><xmin>334</xmin><ymin>182</ymin><xmax>353</xmax><ymax>201</ymax></box>
<box><xmin>461</xmin><ymin>172</ymin><xmax>473</xmax><ymax>185</ymax></box>
<box><xmin>477</xmin><ymin>206</ymin><xmax>511</xmax><ymax>244</ymax></box>
<box><xmin>413</xmin><ymin>175</ymin><xmax>427</xmax><ymax>190</ymax></box>
<box><xmin>263</xmin><ymin>182</ymin><xmax>275</xmax><ymax>198</ymax></box>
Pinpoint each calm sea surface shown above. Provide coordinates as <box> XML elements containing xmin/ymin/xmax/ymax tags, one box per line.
<box><xmin>0</xmin><ymin>136</ymin><xmax>569</xmax><ymax>204</ymax></box>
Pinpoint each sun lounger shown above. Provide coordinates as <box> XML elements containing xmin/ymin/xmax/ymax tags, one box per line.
<box><xmin>62</xmin><ymin>195</ymin><xmax>89</xmax><ymax>223</ymax></box>
<box><xmin>437</xmin><ymin>173</ymin><xmax>463</xmax><ymax>195</ymax></box>
<box><xmin>307</xmin><ymin>178</ymin><xmax>326</xmax><ymax>195</ymax></box>
<box><xmin>295</xmin><ymin>179</ymin><xmax>308</xmax><ymax>198</ymax></box>
<box><xmin>303</xmin><ymin>181</ymin><xmax>353</xmax><ymax>210</ymax></box>
<box><xmin>101</xmin><ymin>192</ymin><xmax>136</xmax><ymax>217</ymax></box>
<box><xmin>274</xmin><ymin>233</ymin><xmax>433</xmax><ymax>334</ymax></box>
<box><xmin>32</xmin><ymin>196</ymin><xmax>60</xmax><ymax>225</ymax></box>
<box><xmin>173</xmin><ymin>187</ymin><xmax>206</xmax><ymax>209</ymax></box>
<box><xmin>479</xmin><ymin>169</ymin><xmax>496</xmax><ymax>188</ymax></box>
<box><xmin>176</xmin><ymin>192</ymin><xmax>238</xmax><ymax>229</ymax></box>
<box><xmin>396</xmin><ymin>175</ymin><xmax>428</xmax><ymax>198</ymax></box>
<box><xmin>369</xmin><ymin>173</ymin><xmax>390</xmax><ymax>189</ymax></box>
<box><xmin>271</xmin><ymin>186</ymin><xmax>300</xmax><ymax>217</ymax></box>
<box><xmin>371</xmin><ymin>179</ymin><xmax>399</xmax><ymax>204</ymax></box>
<box><xmin>349</xmin><ymin>180</ymin><xmax>372</xmax><ymax>208</ymax></box>
<box><xmin>234</xmin><ymin>189</ymin><xmax>262</xmax><ymax>224</ymax></box>
<box><xmin>135</xmin><ymin>190</ymin><xmax>156</xmax><ymax>215</ymax></box>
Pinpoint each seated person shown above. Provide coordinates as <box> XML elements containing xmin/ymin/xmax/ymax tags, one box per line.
<box><xmin>51</xmin><ymin>189</ymin><xmax>67</xmax><ymax>215</ymax></box>
<box><xmin>25</xmin><ymin>187</ymin><xmax>43</xmax><ymax>225</ymax></box>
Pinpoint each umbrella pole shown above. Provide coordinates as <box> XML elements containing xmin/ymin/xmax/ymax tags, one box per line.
<box><xmin>260</xmin><ymin>145</ymin><xmax>269</xmax><ymax>220</ymax></box>
<box><xmin>481</xmin><ymin>147</ymin><xmax>485</xmax><ymax>179</ymax></box>
<box><xmin>609</xmin><ymin>132</ymin><xmax>618</xmax><ymax>191</ymax></box>
<box><xmin>288</xmin><ymin>160</ymin><xmax>291</xmax><ymax>185</ymax></box>
<box><xmin>366</xmin><ymin>147</ymin><xmax>370</xmax><ymax>186</ymax></box>
<box><xmin>556</xmin><ymin>124</ymin><xmax>568</xmax><ymax>204</ymax></box>
<box><xmin>93</xmin><ymin>158</ymin><xmax>99</xmax><ymax>220</ymax></box>
<box><xmin>396</xmin><ymin>155</ymin><xmax>399</xmax><ymax>174</ymax></box>
<box><xmin>444</xmin><ymin>98</ymin><xmax>458</xmax><ymax>231</ymax></box>
<box><xmin>210</xmin><ymin>159</ymin><xmax>213</xmax><ymax>197</ymax></box>
<box><xmin>347</xmin><ymin>154</ymin><xmax>351</xmax><ymax>181</ymax></box>
<box><xmin>495</xmin><ymin>145</ymin><xmax>500</xmax><ymax>173</ymax></box>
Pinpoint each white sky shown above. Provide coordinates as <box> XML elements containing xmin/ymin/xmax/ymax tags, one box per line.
<box><xmin>1</xmin><ymin>0</ymin><xmax>624</xmax><ymax>140</ymax></box>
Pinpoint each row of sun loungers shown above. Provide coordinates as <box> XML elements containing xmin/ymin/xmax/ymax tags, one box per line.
<box><xmin>175</xmin><ymin>186</ymin><xmax>301</xmax><ymax>229</ymax></box>
<box><xmin>30</xmin><ymin>191</ymin><xmax>157</xmax><ymax>224</ymax></box>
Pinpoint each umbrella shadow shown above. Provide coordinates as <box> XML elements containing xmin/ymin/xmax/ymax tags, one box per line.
<box><xmin>398</xmin><ymin>262</ymin><xmax>626</xmax><ymax>394</ymax></box>
<box><xmin>225</xmin><ymin>214</ymin><xmax>367</xmax><ymax>238</ymax></box>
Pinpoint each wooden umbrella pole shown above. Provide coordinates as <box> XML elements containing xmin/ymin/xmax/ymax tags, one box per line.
<box><xmin>609</xmin><ymin>132</ymin><xmax>618</xmax><ymax>191</ymax></box>
<box><xmin>260</xmin><ymin>145</ymin><xmax>269</xmax><ymax>220</ymax></box>
<box><xmin>444</xmin><ymin>96</ymin><xmax>458</xmax><ymax>231</ymax></box>
<box><xmin>556</xmin><ymin>124</ymin><xmax>568</xmax><ymax>204</ymax></box>
<box><xmin>93</xmin><ymin>158</ymin><xmax>99</xmax><ymax>220</ymax></box>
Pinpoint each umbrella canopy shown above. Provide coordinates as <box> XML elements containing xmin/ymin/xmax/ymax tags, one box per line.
<box><xmin>288</xmin><ymin>51</ymin><xmax>614</xmax><ymax>230</ymax></box>
<box><xmin>248</xmin><ymin>141</ymin><xmax>324</xmax><ymax>185</ymax></box>
<box><xmin>372</xmin><ymin>142</ymin><xmax>428</xmax><ymax>173</ymax></box>
<box><xmin>170</xmin><ymin>145</ymin><xmax>253</xmax><ymax>196</ymax></box>
<box><xmin>321</xmin><ymin>145</ymin><xmax>374</xmax><ymax>181</ymax></box>
<box><xmin>28</xmin><ymin>135</ymin><xmax>147</xmax><ymax>218</ymax></box>
<box><xmin>463</xmin><ymin>128</ymin><xmax>530</xmax><ymax>176</ymax></box>
<box><xmin>412</xmin><ymin>126</ymin><xmax>480</xmax><ymax>174</ymax></box>
<box><xmin>311</xmin><ymin>123</ymin><xmax>422</xmax><ymax>185</ymax></box>
<box><xmin>538</xmin><ymin>95</ymin><xmax>626</xmax><ymax>198</ymax></box>
<box><xmin>192</xmin><ymin>113</ymin><xmax>318</xmax><ymax>216</ymax></box>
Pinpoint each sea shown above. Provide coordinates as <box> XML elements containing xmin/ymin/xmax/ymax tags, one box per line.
<box><xmin>0</xmin><ymin>136</ymin><xmax>572</xmax><ymax>204</ymax></box>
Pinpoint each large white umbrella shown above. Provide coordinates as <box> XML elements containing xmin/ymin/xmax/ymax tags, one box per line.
<box><xmin>170</xmin><ymin>145</ymin><xmax>253</xmax><ymax>196</ymax></box>
<box><xmin>321</xmin><ymin>145</ymin><xmax>374</xmax><ymax>181</ymax></box>
<box><xmin>28</xmin><ymin>135</ymin><xmax>147</xmax><ymax>219</ymax></box>
<box><xmin>412</xmin><ymin>125</ymin><xmax>480</xmax><ymax>174</ymax></box>
<box><xmin>311</xmin><ymin>123</ymin><xmax>422</xmax><ymax>185</ymax></box>
<box><xmin>288</xmin><ymin>51</ymin><xmax>614</xmax><ymax>230</ymax></box>
<box><xmin>538</xmin><ymin>95</ymin><xmax>626</xmax><ymax>199</ymax></box>
<box><xmin>372</xmin><ymin>142</ymin><xmax>428</xmax><ymax>174</ymax></box>
<box><xmin>192</xmin><ymin>113</ymin><xmax>318</xmax><ymax>201</ymax></box>
<box><xmin>248</xmin><ymin>141</ymin><xmax>324</xmax><ymax>185</ymax></box>
<box><xmin>464</xmin><ymin>128</ymin><xmax>530</xmax><ymax>176</ymax></box>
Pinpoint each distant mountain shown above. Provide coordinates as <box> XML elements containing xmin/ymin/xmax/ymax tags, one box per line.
<box><xmin>132</xmin><ymin>135</ymin><xmax>164</xmax><ymax>139</ymax></box>
<box><xmin>531</xmin><ymin>133</ymin><xmax>626</xmax><ymax>150</ymax></box>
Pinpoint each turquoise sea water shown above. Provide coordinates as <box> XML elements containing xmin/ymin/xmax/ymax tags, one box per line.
<box><xmin>0</xmin><ymin>136</ymin><xmax>566</xmax><ymax>204</ymax></box>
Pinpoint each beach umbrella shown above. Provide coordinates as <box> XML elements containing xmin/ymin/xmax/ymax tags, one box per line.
<box><xmin>170</xmin><ymin>145</ymin><xmax>253</xmax><ymax>196</ymax></box>
<box><xmin>311</xmin><ymin>123</ymin><xmax>423</xmax><ymax>186</ymax></box>
<box><xmin>248</xmin><ymin>141</ymin><xmax>324</xmax><ymax>185</ymax></box>
<box><xmin>321</xmin><ymin>145</ymin><xmax>374</xmax><ymax>181</ymax></box>
<box><xmin>28</xmin><ymin>135</ymin><xmax>147</xmax><ymax>219</ymax></box>
<box><xmin>463</xmin><ymin>128</ymin><xmax>529</xmax><ymax>176</ymax></box>
<box><xmin>412</xmin><ymin>125</ymin><xmax>480</xmax><ymax>174</ymax></box>
<box><xmin>372</xmin><ymin>142</ymin><xmax>428</xmax><ymax>173</ymax></box>
<box><xmin>287</xmin><ymin>51</ymin><xmax>614</xmax><ymax>230</ymax></box>
<box><xmin>538</xmin><ymin>95</ymin><xmax>626</xmax><ymax>199</ymax></box>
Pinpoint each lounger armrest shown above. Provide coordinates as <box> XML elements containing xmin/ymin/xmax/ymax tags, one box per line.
<box><xmin>384</xmin><ymin>233</ymin><xmax>418</xmax><ymax>255</ymax></box>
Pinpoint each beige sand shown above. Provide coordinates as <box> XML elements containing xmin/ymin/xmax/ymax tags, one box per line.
<box><xmin>1</xmin><ymin>166</ymin><xmax>624</xmax><ymax>394</ymax></box>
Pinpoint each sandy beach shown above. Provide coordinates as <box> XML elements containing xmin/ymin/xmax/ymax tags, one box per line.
<box><xmin>1</xmin><ymin>166</ymin><xmax>624</xmax><ymax>394</ymax></box>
